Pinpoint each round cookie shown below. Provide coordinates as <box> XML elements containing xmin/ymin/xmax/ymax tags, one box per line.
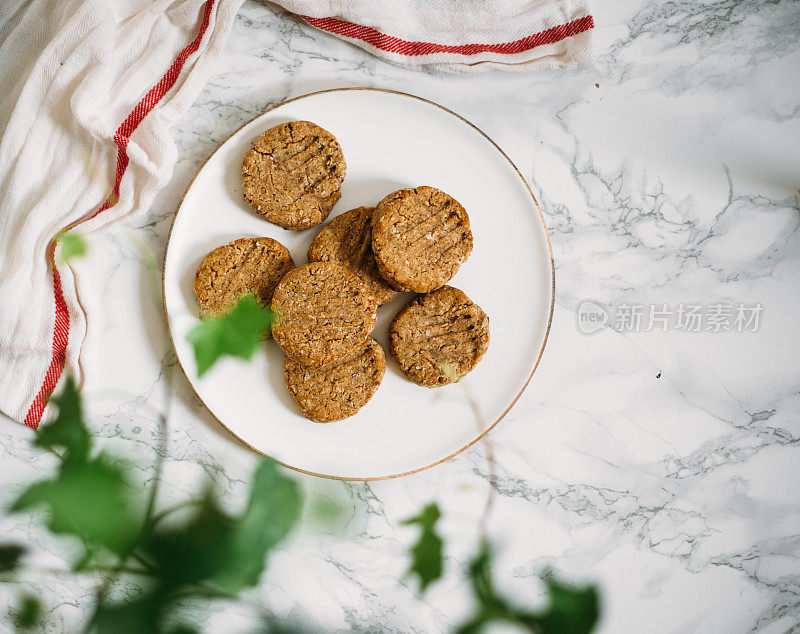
<box><xmin>284</xmin><ymin>338</ymin><xmax>386</xmax><ymax>423</ymax></box>
<box><xmin>194</xmin><ymin>237</ymin><xmax>295</xmax><ymax>317</ymax></box>
<box><xmin>372</xmin><ymin>186</ymin><xmax>473</xmax><ymax>293</ymax></box>
<box><xmin>307</xmin><ymin>206</ymin><xmax>396</xmax><ymax>305</ymax></box>
<box><xmin>241</xmin><ymin>121</ymin><xmax>346</xmax><ymax>230</ymax></box>
<box><xmin>271</xmin><ymin>262</ymin><xmax>379</xmax><ymax>366</ymax></box>
<box><xmin>389</xmin><ymin>286</ymin><xmax>489</xmax><ymax>387</ymax></box>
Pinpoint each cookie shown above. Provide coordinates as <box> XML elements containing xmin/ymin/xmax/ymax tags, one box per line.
<box><xmin>372</xmin><ymin>186</ymin><xmax>473</xmax><ymax>293</ymax></box>
<box><xmin>284</xmin><ymin>338</ymin><xmax>386</xmax><ymax>423</ymax></box>
<box><xmin>307</xmin><ymin>206</ymin><xmax>396</xmax><ymax>305</ymax></box>
<box><xmin>241</xmin><ymin>121</ymin><xmax>346</xmax><ymax>230</ymax></box>
<box><xmin>389</xmin><ymin>286</ymin><xmax>489</xmax><ymax>387</ymax></box>
<box><xmin>194</xmin><ymin>237</ymin><xmax>295</xmax><ymax>317</ymax></box>
<box><xmin>271</xmin><ymin>262</ymin><xmax>379</xmax><ymax>366</ymax></box>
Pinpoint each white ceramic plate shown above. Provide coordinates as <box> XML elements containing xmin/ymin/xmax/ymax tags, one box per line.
<box><xmin>164</xmin><ymin>88</ymin><xmax>554</xmax><ymax>480</ymax></box>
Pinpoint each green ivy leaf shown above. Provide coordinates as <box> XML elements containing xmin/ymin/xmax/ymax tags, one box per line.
<box><xmin>456</xmin><ymin>540</ymin><xmax>600</xmax><ymax>634</ymax></box>
<box><xmin>466</xmin><ymin>540</ymin><xmax>501</xmax><ymax>609</ymax></box>
<box><xmin>527</xmin><ymin>574</ymin><xmax>600</xmax><ymax>634</ymax></box>
<box><xmin>402</xmin><ymin>503</ymin><xmax>443</xmax><ymax>592</ymax></box>
<box><xmin>93</xmin><ymin>593</ymin><xmax>160</xmax><ymax>634</ymax></box>
<box><xmin>308</xmin><ymin>495</ymin><xmax>347</xmax><ymax>525</ymax></box>
<box><xmin>0</xmin><ymin>544</ymin><xmax>25</xmax><ymax>572</ymax></box>
<box><xmin>34</xmin><ymin>375</ymin><xmax>90</xmax><ymax>465</ymax></box>
<box><xmin>213</xmin><ymin>458</ymin><xmax>302</xmax><ymax>593</ymax></box>
<box><xmin>57</xmin><ymin>231</ymin><xmax>87</xmax><ymax>264</ymax></box>
<box><xmin>12</xmin><ymin>594</ymin><xmax>42</xmax><ymax>630</ymax></box>
<box><xmin>144</xmin><ymin>460</ymin><xmax>302</xmax><ymax>594</ymax></box>
<box><xmin>145</xmin><ymin>492</ymin><xmax>234</xmax><ymax>589</ymax></box>
<box><xmin>11</xmin><ymin>456</ymin><xmax>139</xmax><ymax>555</ymax></box>
<box><xmin>186</xmin><ymin>295</ymin><xmax>275</xmax><ymax>377</ymax></box>
<box><xmin>455</xmin><ymin>541</ymin><xmax>508</xmax><ymax>634</ymax></box>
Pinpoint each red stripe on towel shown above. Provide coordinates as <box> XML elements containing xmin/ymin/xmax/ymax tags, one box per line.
<box><xmin>24</xmin><ymin>0</ymin><xmax>216</xmax><ymax>428</ymax></box>
<box><xmin>301</xmin><ymin>15</ymin><xmax>594</xmax><ymax>57</ymax></box>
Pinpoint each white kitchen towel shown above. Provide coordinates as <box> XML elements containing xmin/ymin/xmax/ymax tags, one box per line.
<box><xmin>276</xmin><ymin>0</ymin><xmax>594</xmax><ymax>73</ymax></box>
<box><xmin>0</xmin><ymin>0</ymin><xmax>242</xmax><ymax>427</ymax></box>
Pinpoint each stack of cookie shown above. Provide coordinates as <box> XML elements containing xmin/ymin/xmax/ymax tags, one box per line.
<box><xmin>194</xmin><ymin>121</ymin><xmax>490</xmax><ymax>423</ymax></box>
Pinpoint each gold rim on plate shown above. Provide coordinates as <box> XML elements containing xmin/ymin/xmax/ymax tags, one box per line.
<box><xmin>162</xmin><ymin>87</ymin><xmax>556</xmax><ymax>481</ymax></box>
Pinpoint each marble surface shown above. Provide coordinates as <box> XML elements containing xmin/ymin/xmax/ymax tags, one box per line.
<box><xmin>2</xmin><ymin>0</ymin><xmax>800</xmax><ymax>631</ymax></box>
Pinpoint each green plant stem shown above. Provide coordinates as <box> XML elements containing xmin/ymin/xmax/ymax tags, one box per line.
<box><xmin>148</xmin><ymin>499</ymin><xmax>201</xmax><ymax>527</ymax></box>
<box><xmin>140</xmin><ymin>414</ymin><xmax>167</xmax><ymax>537</ymax></box>
<box><xmin>83</xmin><ymin>413</ymin><xmax>167</xmax><ymax>633</ymax></box>
<box><xmin>167</xmin><ymin>584</ymin><xmax>273</xmax><ymax>622</ymax></box>
<box><xmin>458</xmin><ymin>382</ymin><xmax>497</xmax><ymax>537</ymax></box>
<box><xmin>129</xmin><ymin>551</ymin><xmax>158</xmax><ymax>575</ymax></box>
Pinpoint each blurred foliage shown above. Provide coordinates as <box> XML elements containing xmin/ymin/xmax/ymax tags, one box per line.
<box><xmin>13</xmin><ymin>455</ymin><xmax>139</xmax><ymax>556</ymax></box>
<box><xmin>11</xmin><ymin>594</ymin><xmax>42</xmax><ymax>631</ymax></box>
<box><xmin>32</xmin><ymin>375</ymin><xmax>89</xmax><ymax>465</ymax></box>
<box><xmin>403</xmin><ymin>503</ymin><xmax>443</xmax><ymax>592</ymax></box>
<box><xmin>57</xmin><ymin>231</ymin><xmax>87</xmax><ymax>264</ymax></box>
<box><xmin>1</xmin><ymin>379</ymin><xmax>599</xmax><ymax>633</ymax></box>
<box><xmin>0</xmin><ymin>546</ymin><xmax>24</xmax><ymax>573</ymax></box>
<box><xmin>12</xmin><ymin>376</ymin><xmax>139</xmax><ymax>555</ymax></box>
<box><xmin>187</xmin><ymin>295</ymin><xmax>275</xmax><ymax>376</ymax></box>
<box><xmin>2</xmin><ymin>377</ymin><xmax>302</xmax><ymax>632</ymax></box>
<box><xmin>456</xmin><ymin>540</ymin><xmax>599</xmax><ymax>634</ymax></box>
<box><xmin>91</xmin><ymin>460</ymin><xmax>299</xmax><ymax>632</ymax></box>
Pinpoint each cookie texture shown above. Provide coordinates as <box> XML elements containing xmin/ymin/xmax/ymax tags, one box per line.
<box><xmin>241</xmin><ymin>121</ymin><xmax>346</xmax><ymax>230</ymax></box>
<box><xmin>194</xmin><ymin>237</ymin><xmax>295</xmax><ymax>317</ymax></box>
<box><xmin>372</xmin><ymin>186</ymin><xmax>473</xmax><ymax>293</ymax></box>
<box><xmin>284</xmin><ymin>338</ymin><xmax>386</xmax><ymax>423</ymax></box>
<box><xmin>390</xmin><ymin>286</ymin><xmax>489</xmax><ymax>387</ymax></box>
<box><xmin>307</xmin><ymin>206</ymin><xmax>396</xmax><ymax>305</ymax></box>
<box><xmin>271</xmin><ymin>262</ymin><xmax>379</xmax><ymax>366</ymax></box>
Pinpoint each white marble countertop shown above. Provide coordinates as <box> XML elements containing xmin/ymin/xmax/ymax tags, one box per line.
<box><xmin>2</xmin><ymin>0</ymin><xmax>799</xmax><ymax>631</ymax></box>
